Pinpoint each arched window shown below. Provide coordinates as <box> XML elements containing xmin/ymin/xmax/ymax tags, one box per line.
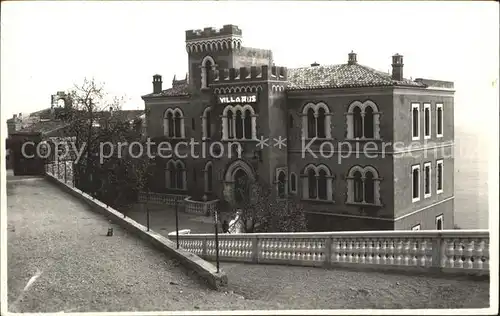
<box><xmin>201</xmin><ymin>56</ymin><xmax>216</xmax><ymax>89</ymax></box>
<box><xmin>353</xmin><ymin>171</ymin><xmax>363</xmax><ymax>202</ymax></box>
<box><xmin>302</xmin><ymin>103</ymin><xmax>331</xmax><ymax>139</ymax></box>
<box><xmin>227</xmin><ymin>110</ymin><xmax>234</xmax><ymax>139</ymax></box>
<box><xmin>277</xmin><ymin>171</ymin><xmax>286</xmax><ymax>198</ymax></box>
<box><xmin>317</xmin><ymin>169</ymin><xmax>328</xmax><ymax>200</ymax></box>
<box><xmin>347</xmin><ymin>165</ymin><xmax>381</xmax><ymax>205</ymax></box>
<box><xmin>204</xmin><ymin>162</ymin><xmax>213</xmax><ymax>193</ymax></box>
<box><xmin>166</xmin><ymin>112</ymin><xmax>174</xmax><ymax>137</ymax></box>
<box><xmin>204</xmin><ymin>60</ymin><xmax>212</xmax><ymax>86</ymax></box>
<box><xmin>364</xmin><ymin>107</ymin><xmax>374</xmax><ymax>138</ymax></box>
<box><xmin>166</xmin><ymin>160</ymin><xmax>186</xmax><ymax>190</ymax></box>
<box><xmin>353</xmin><ymin>107</ymin><xmax>363</xmax><ymax>138</ymax></box>
<box><xmin>164</xmin><ymin>108</ymin><xmax>185</xmax><ymax>138</ymax></box>
<box><xmin>202</xmin><ymin>107</ymin><xmax>212</xmax><ymax>139</ymax></box>
<box><xmin>347</xmin><ymin>101</ymin><xmax>380</xmax><ymax>139</ymax></box>
<box><xmin>174</xmin><ymin>112</ymin><xmax>182</xmax><ymax>137</ymax></box>
<box><xmin>222</xmin><ymin>105</ymin><xmax>257</xmax><ymax>140</ymax></box>
<box><xmin>307</xmin><ymin>108</ymin><xmax>316</xmax><ymax>138</ymax></box>
<box><xmin>244</xmin><ymin>109</ymin><xmax>252</xmax><ymax>139</ymax></box>
<box><xmin>206</xmin><ymin>109</ymin><xmax>211</xmax><ymax>137</ymax></box>
<box><xmin>235</xmin><ymin>110</ymin><xmax>243</xmax><ymax>139</ymax></box>
<box><xmin>364</xmin><ymin>171</ymin><xmax>375</xmax><ymax>203</ymax></box>
<box><xmin>303</xmin><ymin>164</ymin><xmax>334</xmax><ymax>201</ymax></box>
<box><xmin>317</xmin><ymin>108</ymin><xmax>326</xmax><ymax>138</ymax></box>
<box><xmin>307</xmin><ymin>168</ymin><xmax>317</xmax><ymax>199</ymax></box>
<box><xmin>290</xmin><ymin>173</ymin><xmax>297</xmax><ymax>193</ymax></box>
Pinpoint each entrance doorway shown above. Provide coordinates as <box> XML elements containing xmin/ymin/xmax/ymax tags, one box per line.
<box><xmin>233</xmin><ymin>168</ymin><xmax>249</xmax><ymax>204</ymax></box>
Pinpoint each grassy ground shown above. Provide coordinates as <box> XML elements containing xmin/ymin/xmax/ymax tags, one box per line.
<box><xmin>7</xmin><ymin>178</ymin><xmax>490</xmax><ymax>312</ymax></box>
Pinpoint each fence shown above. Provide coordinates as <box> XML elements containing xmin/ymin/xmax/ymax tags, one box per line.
<box><xmin>170</xmin><ymin>230</ymin><xmax>490</xmax><ymax>275</ymax></box>
<box><xmin>45</xmin><ymin>161</ymin><xmax>74</xmax><ymax>186</ymax></box>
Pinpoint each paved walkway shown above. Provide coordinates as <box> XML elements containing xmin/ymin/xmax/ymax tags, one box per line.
<box><xmin>6</xmin><ymin>178</ymin><xmax>275</xmax><ymax>312</ymax></box>
<box><xmin>7</xmin><ymin>177</ymin><xmax>490</xmax><ymax>311</ymax></box>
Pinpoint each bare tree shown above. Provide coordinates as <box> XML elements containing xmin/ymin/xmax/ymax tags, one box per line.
<box><xmin>57</xmin><ymin>77</ymin><xmax>148</xmax><ymax>207</ymax></box>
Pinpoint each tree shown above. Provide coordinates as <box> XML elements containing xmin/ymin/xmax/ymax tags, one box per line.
<box><xmin>56</xmin><ymin>77</ymin><xmax>149</xmax><ymax>208</ymax></box>
<box><xmin>230</xmin><ymin>177</ymin><xmax>307</xmax><ymax>233</ymax></box>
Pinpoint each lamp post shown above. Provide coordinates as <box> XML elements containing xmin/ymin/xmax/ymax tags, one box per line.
<box><xmin>214</xmin><ymin>207</ymin><xmax>220</xmax><ymax>273</ymax></box>
<box><xmin>175</xmin><ymin>199</ymin><xmax>180</xmax><ymax>249</ymax></box>
<box><xmin>146</xmin><ymin>200</ymin><xmax>150</xmax><ymax>231</ymax></box>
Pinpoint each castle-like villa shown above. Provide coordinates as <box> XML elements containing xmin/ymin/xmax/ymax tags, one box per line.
<box><xmin>142</xmin><ymin>25</ymin><xmax>455</xmax><ymax>231</ymax></box>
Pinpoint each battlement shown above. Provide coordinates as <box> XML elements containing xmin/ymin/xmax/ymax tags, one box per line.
<box><xmin>212</xmin><ymin>65</ymin><xmax>287</xmax><ymax>83</ymax></box>
<box><xmin>186</xmin><ymin>24</ymin><xmax>242</xmax><ymax>41</ymax></box>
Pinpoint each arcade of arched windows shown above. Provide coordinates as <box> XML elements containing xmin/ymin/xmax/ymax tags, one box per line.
<box><xmin>301</xmin><ymin>164</ymin><xmax>334</xmax><ymax>201</ymax></box>
<box><xmin>222</xmin><ymin>104</ymin><xmax>257</xmax><ymax>140</ymax></box>
<box><xmin>163</xmin><ymin>108</ymin><xmax>185</xmax><ymax>138</ymax></box>
<box><xmin>346</xmin><ymin>100</ymin><xmax>381</xmax><ymax>140</ymax></box>
<box><xmin>166</xmin><ymin>159</ymin><xmax>187</xmax><ymax>190</ymax></box>
<box><xmin>301</xmin><ymin>102</ymin><xmax>332</xmax><ymax>139</ymax></box>
<box><xmin>346</xmin><ymin>165</ymin><xmax>382</xmax><ymax>206</ymax></box>
<box><xmin>294</xmin><ymin>164</ymin><xmax>382</xmax><ymax>205</ymax></box>
<box><xmin>297</xmin><ymin>100</ymin><xmax>382</xmax><ymax>140</ymax></box>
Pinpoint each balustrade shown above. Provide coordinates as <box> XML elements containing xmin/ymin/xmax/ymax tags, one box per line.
<box><xmin>45</xmin><ymin>170</ymin><xmax>490</xmax><ymax>276</ymax></box>
<box><xmin>138</xmin><ymin>192</ymin><xmax>188</xmax><ymax>207</ymax></box>
<box><xmin>169</xmin><ymin>230</ymin><xmax>489</xmax><ymax>275</ymax></box>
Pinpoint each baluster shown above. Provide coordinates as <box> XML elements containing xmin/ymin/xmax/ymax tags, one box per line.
<box><xmin>456</xmin><ymin>239</ymin><xmax>465</xmax><ymax>269</ymax></box>
<box><xmin>473</xmin><ymin>238</ymin><xmax>483</xmax><ymax>269</ymax></box>
<box><xmin>482</xmin><ymin>239</ymin><xmax>489</xmax><ymax>270</ymax></box>
<box><xmin>365</xmin><ymin>241</ymin><xmax>372</xmax><ymax>264</ymax></box>
<box><xmin>465</xmin><ymin>238</ymin><xmax>474</xmax><ymax>269</ymax></box>
<box><xmin>361</xmin><ymin>239</ymin><xmax>367</xmax><ymax>263</ymax></box>
<box><xmin>332</xmin><ymin>239</ymin><xmax>339</xmax><ymax>262</ymax></box>
<box><xmin>279</xmin><ymin>239</ymin><xmax>285</xmax><ymax>260</ymax></box>
<box><xmin>446</xmin><ymin>239</ymin><xmax>456</xmax><ymax>268</ymax></box>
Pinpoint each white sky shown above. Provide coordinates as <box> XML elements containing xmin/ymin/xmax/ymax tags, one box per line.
<box><xmin>1</xmin><ymin>1</ymin><xmax>498</xmax><ymax>135</ymax></box>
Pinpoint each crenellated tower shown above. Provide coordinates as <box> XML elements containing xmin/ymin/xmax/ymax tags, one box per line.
<box><xmin>209</xmin><ymin>64</ymin><xmax>289</xmax><ymax>188</ymax></box>
<box><xmin>185</xmin><ymin>25</ymin><xmax>273</xmax><ymax>92</ymax></box>
<box><xmin>185</xmin><ymin>25</ymin><xmax>243</xmax><ymax>91</ymax></box>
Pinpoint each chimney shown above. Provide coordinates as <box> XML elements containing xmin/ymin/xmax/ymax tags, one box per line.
<box><xmin>109</xmin><ymin>106</ymin><xmax>114</xmax><ymax>116</ymax></box>
<box><xmin>153</xmin><ymin>74</ymin><xmax>162</xmax><ymax>94</ymax></box>
<box><xmin>348</xmin><ymin>51</ymin><xmax>357</xmax><ymax>65</ymax></box>
<box><xmin>13</xmin><ymin>114</ymin><xmax>17</xmax><ymax>119</ymax></box>
<box><xmin>391</xmin><ymin>54</ymin><xmax>404</xmax><ymax>81</ymax></box>
<box><xmin>310</xmin><ymin>62</ymin><xmax>320</xmax><ymax>67</ymax></box>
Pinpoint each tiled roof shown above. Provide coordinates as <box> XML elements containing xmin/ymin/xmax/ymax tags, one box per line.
<box><xmin>143</xmin><ymin>61</ymin><xmax>426</xmax><ymax>97</ymax></box>
<box><xmin>142</xmin><ymin>78</ymin><xmax>190</xmax><ymax>98</ymax></box>
<box><xmin>17</xmin><ymin>120</ymin><xmax>69</xmax><ymax>135</ymax></box>
<box><xmin>16</xmin><ymin>110</ymin><xmax>144</xmax><ymax>135</ymax></box>
<box><xmin>286</xmin><ymin>63</ymin><xmax>425</xmax><ymax>90</ymax></box>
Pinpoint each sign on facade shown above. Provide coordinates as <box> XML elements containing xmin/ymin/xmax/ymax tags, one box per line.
<box><xmin>217</xmin><ymin>93</ymin><xmax>258</xmax><ymax>104</ymax></box>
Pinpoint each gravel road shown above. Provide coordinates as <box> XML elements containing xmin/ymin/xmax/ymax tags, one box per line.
<box><xmin>7</xmin><ymin>178</ymin><xmax>490</xmax><ymax>312</ymax></box>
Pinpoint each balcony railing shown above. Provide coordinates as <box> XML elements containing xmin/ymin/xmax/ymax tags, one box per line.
<box><xmin>169</xmin><ymin>230</ymin><xmax>490</xmax><ymax>275</ymax></box>
<box><xmin>138</xmin><ymin>191</ymin><xmax>188</xmax><ymax>207</ymax></box>
<box><xmin>183</xmin><ymin>197</ymin><xmax>219</xmax><ymax>216</ymax></box>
